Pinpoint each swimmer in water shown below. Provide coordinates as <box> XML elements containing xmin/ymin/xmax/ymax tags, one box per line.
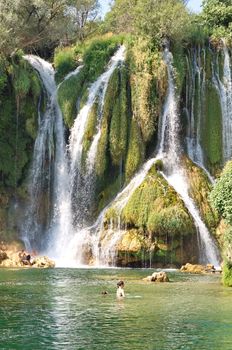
<box><xmin>116</xmin><ymin>280</ymin><xmax>125</xmax><ymax>298</ymax></box>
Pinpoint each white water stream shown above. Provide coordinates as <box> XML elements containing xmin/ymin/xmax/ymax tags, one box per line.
<box><xmin>158</xmin><ymin>49</ymin><xmax>220</xmax><ymax>266</ymax></box>
<box><xmin>22</xmin><ymin>56</ymin><xmax>82</xmax><ymax>255</ymax></box>
<box><xmin>213</xmin><ymin>42</ymin><xmax>232</xmax><ymax>163</ymax></box>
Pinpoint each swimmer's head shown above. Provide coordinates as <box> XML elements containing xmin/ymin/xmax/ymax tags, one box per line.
<box><xmin>117</xmin><ymin>280</ymin><xmax>124</xmax><ymax>288</ymax></box>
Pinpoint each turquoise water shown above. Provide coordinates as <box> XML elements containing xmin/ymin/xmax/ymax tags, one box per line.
<box><xmin>0</xmin><ymin>268</ymin><xmax>232</xmax><ymax>350</ymax></box>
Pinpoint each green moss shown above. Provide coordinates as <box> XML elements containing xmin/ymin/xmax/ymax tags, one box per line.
<box><xmin>125</xmin><ymin>119</ymin><xmax>145</xmax><ymax>181</ymax></box>
<box><xmin>54</xmin><ymin>46</ymin><xmax>77</xmax><ymax>82</ymax></box>
<box><xmin>121</xmin><ymin>166</ymin><xmax>195</xmax><ymax>237</ymax></box>
<box><xmin>147</xmin><ymin>206</ymin><xmax>193</xmax><ymax>237</ymax></box>
<box><xmin>95</xmin><ymin>68</ymin><xmax>120</xmax><ymax>177</ymax></box>
<box><xmin>81</xmin><ymin>37</ymin><xmax>119</xmax><ymax>83</ymax></box>
<box><xmin>0</xmin><ymin>54</ymin><xmax>42</xmax><ymax>188</ymax></box>
<box><xmin>184</xmin><ymin>157</ymin><xmax>219</xmax><ymax>231</ymax></box>
<box><xmin>95</xmin><ymin>119</ymin><xmax>109</xmax><ymax>178</ymax></box>
<box><xmin>201</xmin><ymin>81</ymin><xmax>223</xmax><ymax>172</ymax></box>
<box><xmin>82</xmin><ymin>101</ymin><xmax>99</xmax><ymax>163</ymax></box>
<box><xmin>97</xmin><ymin>176</ymin><xmax>122</xmax><ymax>213</ymax></box>
<box><xmin>57</xmin><ymin>36</ymin><xmax>122</xmax><ymax>128</ymax></box>
<box><xmin>223</xmin><ymin>261</ymin><xmax>232</xmax><ymax>287</ymax></box>
<box><xmin>172</xmin><ymin>46</ymin><xmax>186</xmax><ymax>93</ymax></box>
<box><xmin>128</xmin><ymin>39</ymin><xmax>167</xmax><ymax>143</ymax></box>
<box><xmin>109</xmin><ymin>66</ymin><xmax>128</xmax><ymax>165</ymax></box>
<box><xmin>58</xmin><ymin>70</ymin><xmax>86</xmax><ymax>128</ymax></box>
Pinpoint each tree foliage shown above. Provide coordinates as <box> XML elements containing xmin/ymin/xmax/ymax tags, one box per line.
<box><xmin>66</xmin><ymin>0</ymin><xmax>100</xmax><ymax>41</ymax></box>
<box><xmin>202</xmin><ymin>0</ymin><xmax>232</xmax><ymax>42</ymax></box>
<box><xmin>0</xmin><ymin>0</ymin><xmax>101</xmax><ymax>55</ymax></box>
<box><xmin>210</xmin><ymin>161</ymin><xmax>232</xmax><ymax>225</ymax></box>
<box><xmin>104</xmin><ymin>0</ymin><xmax>191</xmax><ymax>47</ymax></box>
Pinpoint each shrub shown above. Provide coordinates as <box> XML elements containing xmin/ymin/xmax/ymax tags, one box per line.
<box><xmin>54</xmin><ymin>47</ymin><xmax>77</xmax><ymax>82</ymax></box>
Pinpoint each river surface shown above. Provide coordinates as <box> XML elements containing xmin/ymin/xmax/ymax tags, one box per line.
<box><xmin>0</xmin><ymin>268</ymin><xmax>231</xmax><ymax>350</ymax></box>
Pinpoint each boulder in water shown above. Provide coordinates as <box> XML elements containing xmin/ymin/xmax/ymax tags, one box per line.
<box><xmin>0</xmin><ymin>250</ymin><xmax>8</xmax><ymax>263</ymax></box>
<box><xmin>143</xmin><ymin>271</ymin><xmax>169</xmax><ymax>282</ymax></box>
<box><xmin>180</xmin><ymin>263</ymin><xmax>216</xmax><ymax>274</ymax></box>
<box><xmin>31</xmin><ymin>256</ymin><xmax>55</xmax><ymax>268</ymax></box>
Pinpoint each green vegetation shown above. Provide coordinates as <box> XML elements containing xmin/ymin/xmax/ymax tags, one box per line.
<box><xmin>184</xmin><ymin>157</ymin><xmax>219</xmax><ymax>231</ymax></box>
<box><xmin>223</xmin><ymin>261</ymin><xmax>232</xmax><ymax>287</ymax></box>
<box><xmin>0</xmin><ymin>53</ymin><xmax>42</xmax><ymax>188</ymax></box>
<box><xmin>210</xmin><ymin>162</ymin><xmax>232</xmax><ymax>225</ymax></box>
<box><xmin>105</xmin><ymin>0</ymin><xmax>191</xmax><ymax>47</ymax></box>
<box><xmin>0</xmin><ymin>0</ymin><xmax>101</xmax><ymax>56</ymax></box>
<box><xmin>109</xmin><ymin>65</ymin><xmax>128</xmax><ymax>165</ymax></box>
<box><xmin>128</xmin><ymin>38</ymin><xmax>167</xmax><ymax>144</ymax></box>
<box><xmin>202</xmin><ymin>79</ymin><xmax>223</xmax><ymax>173</ymax></box>
<box><xmin>121</xmin><ymin>165</ymin><xmax>195</xmax><ymax>237</ymax></box>
<box><xmin>125</xmin><ymin>119</ymin><xmax>145</xmax><ymax>181</ymax></box>
<box><xmin>0</xmin><ymin>0</ymin><xmax>231</xmax><ymax>267</ymax></box>
<box><xmin>57</xmin><ymin>36</ymin><xmax>120</xmax><ymax>127</ymax></box>
<box><xmin>54</xmin><ymin>47</ymin><xmax>78</xmax><ymax>82</ymax></box>
<box><xmin>201</xmin><ymin>0</ymin><xmax>232</xmax><ymax>44</ymax></box>
<box><xmin>211</xmin><ymin>162</ymin><xmax>232</xmax><ymax>284</ymax></box>
<box><xmin>82</xmin><ymin>100</ymin><xmax>99</xmax><ymax>162</ymax></box>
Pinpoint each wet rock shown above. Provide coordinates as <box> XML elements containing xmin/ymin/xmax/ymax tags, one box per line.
<box><xmin>32</xmin><ymin>256</ymin><xmax>55</xmax><ymax>268</ymax></box>
<box><xmin>0</xmin><ymin>250</ymin><xmax>8</xmax><ymax>263</ymax></box>
<box><xmin>0</xmin><ymin>243</ymin><xmax>55</xmax><ymax>268</ymax></box>
<box><xmin>143</xmin><ymin>271</ymin><xmax>169</xmax><ymax>282</ymax></box>
<box><xmin>180</xmin><ymin>263</ymin><xmax>216</xmax><ymax>274</ymax></box>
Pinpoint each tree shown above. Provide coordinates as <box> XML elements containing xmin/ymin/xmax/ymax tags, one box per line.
<box><xmin>66</xmin><ymin>0</ymin><xmax>100</xmax><ymax>41</ymax></box>
<box><xmin>201</xmin><ymin>0</ymin><xmax>232</xmax><ymax>41</ymax></box>
<box><xmin>0</xmin><ymin>0</ymin><xmax>68</xmax><ymax>55</ymax></box>
<box><xmin>210</xmin><ymin>161</ymin><xmax>232</xmax><ymax>225</ymax></box>
<box><xmin>104</xmin><ymin>0</ymin><xmax>191</xmax><ymax>47</ymax></box>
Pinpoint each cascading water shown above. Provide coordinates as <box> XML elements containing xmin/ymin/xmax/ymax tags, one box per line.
<box><xmin>22</xmin><ymin>56</ymin><xmax>82</xmax><ymax>254</ymax></box>
<box><xmin>23</xmin><ymin>45</ymin><xmax>221</xmax><ymax>267</ymax></box>
<box><xmin>68</xmin><ymin>46</ymin><xmax>125</xmax><ymax>227</ymax></box>
<box><xmin>159</xmin><ymin>48</ymin><xmax>220</xmax><ymax>266</ymax></box>
<box><xmin>185</xmin><ymin>47</ymin><xmax>215</xmax><ymax>184</ymax></box>
<box><xmin>185</xmin><ymin>46</ymin><xmax>205</xmax><ymax>166</ymax></box>
<box><xmin>81</xmin><ymin>47</ymin><xmax>221</xmax><ymax>267</ymax></box>
<box><xmin>93</xmin><ymin>157</ymin><xmax>158</xmax><ymax>265</ymax></box>
<box><xmin>213</xmin><ymin>42</ymin><xmax>232</xmax><ymax>163</ymax></box>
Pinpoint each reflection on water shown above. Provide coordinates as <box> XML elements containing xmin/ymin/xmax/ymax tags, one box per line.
<box><xmin>0</xmin><ymin>268</ymin><xmax>232</xmax><ymax>350</ymax></box>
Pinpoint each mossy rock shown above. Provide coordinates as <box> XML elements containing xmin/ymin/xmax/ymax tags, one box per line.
<box><xmin>201</xmin><ymin>75</ymin><xmax>223</xmax><ymax>173</ymax></box>
<box><xmin>183</xmin><ymin>157</ymin><xmax>219</xmax><ymax>232</ymax></box>
<box><xmin>223</xmin><ymin>261</ymin><xmax>232</xmax><ymax>287</ymax></box>
<box><xmin>121</xmin><ymin>166</ymin><xmax>195</xmax><ymax>237</ymax></box>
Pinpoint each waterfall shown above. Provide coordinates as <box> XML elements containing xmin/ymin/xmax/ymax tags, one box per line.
<box><xmin>80</xmin><ymin>48</ymin><xmax>220</xmax><ymax>267</ymax></box>
<box><xmin>22</xmin><ymin>45</ymin><xmax>220</xmax><ymax>267</ymax></box>
<box><xmin>22</xmin><ymin>56</ymin><xmax>81</xmax><ymax>254</ymax></box>
<box><xmin>93</xmin><ymin>157</ymin><xmax>158</xmax><ymax>265</ymax></box>
<box><xmin>185</xmin><ymin>47</ymin><xmax>205</xmax><ymax>166</ymax></box>
<box><xmin>159</xmin><ymin>49</ymin><xmax>220</xmax><ymax>266</ymax></box>
<box><xmin>213</xmin><ymin>42</ymin><xmax>232</xmax><ymax>163</ymax></box>
<box><xmin>69</xmin><ymin>46</ymin><xmax>125</xmax><ymax>227</ymax></box>
<box><xmin>185</xmin><ymin>47</ymin><xmax>215</xmax><ymax>184</ymax></box>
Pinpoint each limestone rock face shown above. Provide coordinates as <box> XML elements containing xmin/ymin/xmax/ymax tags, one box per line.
<box><xmin>32</xmin><ymin>256</ymin><xmax>55</xmax><ymax>268</ymax></box>
<box><xmin>0</xmin><ymin>250</ymin><xmax>8</xmax><ymax>263</ymax></box>
<box><xmin>0</xmin><ymin>242</ymin><xmax>55</xmax><ymax>268</ymax></box>
<box><xmin>180</xmin><ymin>263</ymin><xmax>216</xmax><ymax>274</ymax></box>
<box><xmin>143</xmin><ymin>271</ymin><xmax>169</xmax><ymax>282</ymax></box>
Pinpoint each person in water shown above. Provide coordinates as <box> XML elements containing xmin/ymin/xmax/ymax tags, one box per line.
<box><xmin>116</xmin><ymin>280</ymin><xmax>125</xmax><ymax>298</ymax></box>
